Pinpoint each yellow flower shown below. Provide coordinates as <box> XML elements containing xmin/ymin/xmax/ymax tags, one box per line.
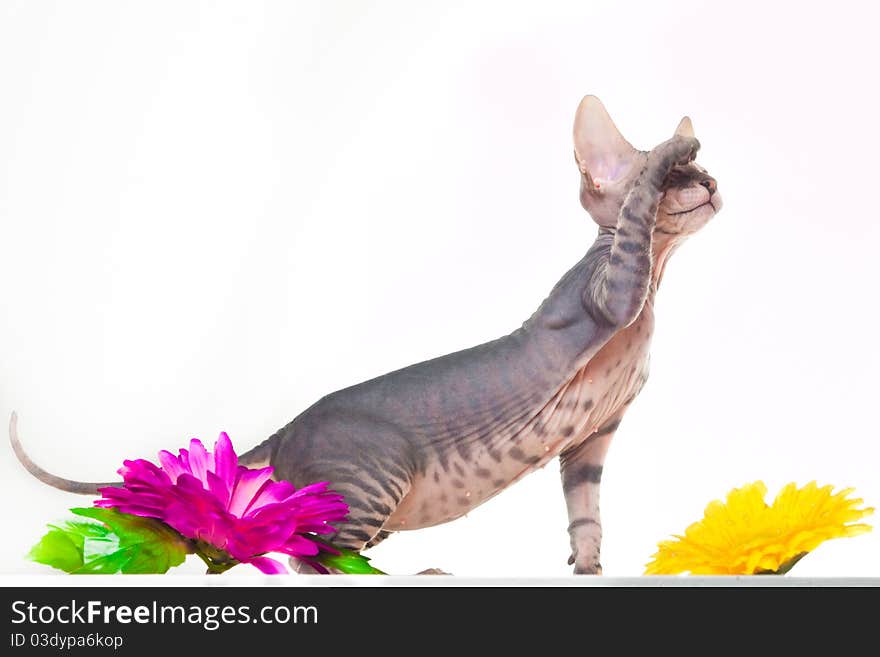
<box><xmin>645</xmin><ymin>481</ymin><xmax>874</xmax><ymax>575</ymax></box>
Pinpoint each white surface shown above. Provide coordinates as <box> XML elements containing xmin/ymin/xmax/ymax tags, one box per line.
<box><xmin>1</xmin><ymin>1</ymin><xmax>878</xmax><ymax>578</ymax></box>
<box><xmin>2</xmin><ymin>575</ymin><xmax>879</xmax><ymax>588</ymax></box>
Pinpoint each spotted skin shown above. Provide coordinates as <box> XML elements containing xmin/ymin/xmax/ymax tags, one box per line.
<box><xmin>12</xmin><ymin>97</ymin><xmax>721</xmax><ymax>575</ymax></box>
<box><xmin>235</xmin><ymin>99</ymin><xmax>722</xmax><ymax>574</ymax></box>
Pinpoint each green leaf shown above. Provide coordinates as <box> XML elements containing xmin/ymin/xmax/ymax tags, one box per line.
<box><xmin>28</xmin><ymin>526</ymin><xmax>87</xmax><ymax>573</ymax></box>
<box><xmin>314</xmin><ymin>544</ymin><xmax>386</xmax><ymax>575</ymax></box>
<box><xmin>28</xmin><ymin>508</ymin><xmax>191</xmax><ymax>574</ymax></box>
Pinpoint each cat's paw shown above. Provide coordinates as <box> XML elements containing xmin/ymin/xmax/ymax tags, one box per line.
<box><xmin>649</xmin><ymin>135</ymin><xmax>700</xmax><ymax>172</ymax></box>
<box><xmin>672</xmin><ymin>135</ymin><xmax>700</xmax><ymax>165</ymax></box>
<box><xmin>574</xmin><ymin>562</ymin><xmax>603</xmax><ymax>575</ymax></box>
<box><xmin>416</xmin><ymin>568</ymin><xmax>452</xmax><ymax>575</ymax></box>
<box><xmin>569</xmin><ymin>549</ymin><xmax>603</xmax><ymax>575</ymax></box>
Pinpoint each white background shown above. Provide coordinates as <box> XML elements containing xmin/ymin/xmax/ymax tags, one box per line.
<box><xmin>1</xmin><ymin>0</ymin><xmax>878</xmax><ymax>578</ymax></box>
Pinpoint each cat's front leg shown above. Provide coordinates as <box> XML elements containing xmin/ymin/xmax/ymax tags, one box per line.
<box><xmin>558</xmin><ymin>414</ymin><xmax>622</xmax><ymax>574</ymax></box>
<box><xmin>585</xmin><ymin>135</ymin><xmax>699</xmax><ymax>329</ymax></box>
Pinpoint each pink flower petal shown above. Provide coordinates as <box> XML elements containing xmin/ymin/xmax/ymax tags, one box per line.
<box><xmin>232</xmin><ymin>511</ymin><xmax>301</xmax><ymax>553</ymax></box>
<box><xmin>175</xmin><ymin>474</ymin><xmax>227</xmax><ymax>511</ymax></box>
<box><xmin>279</xmin><ymin>533</ymin><xmax>321</xmax><ymax>558</ymax></box>
<box><xmin>247</xmin><ymin>479</ymin><xmax>296</xmax><ymax>510</ymax></box>
<box><xmin>212</xmin><ymin>432</ymin><xmax>238</xmax><ymax>489</ymax></box>
<box><xmin>246</xmin><ymin>556</ymin><xmax>288</xmax><ymax>575</ymax></box>
<box><xmin>227</xmin><ymin>466</ymin><xmax>274</xmax><ymax>516</ymax></box>
<box><xmin>157</xmin><ymin>450</ymin><xmax>188</xmax><ymax>482</ymax></box>
<box><xmin>187</xmin><ymin>439</ymin><xmax>211</xmax><ymax>488</ymax></box>
<box><xmin>113</xmin><ymin>460</ymin><xmax>173</xmax><ymax>496</ymax></box>
<box><xmin>206</xmin><ymin>470</ymin><xmax>231</xmax><ymax>509</ymax></box>
<box><xmin>164</xmin><ymin>477</ymin><xmax>233</xmax><ymax>543</ymax></box>
<box><xmin>178</xmin><ymin>448</ymin><xmax>190</xmax><ymax>471</ymax></box>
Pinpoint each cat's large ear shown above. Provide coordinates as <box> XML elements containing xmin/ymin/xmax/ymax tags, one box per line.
<box><xmin>674</xmin><ymin>116</ymin><xmax>695</xmax><ymax>138</ymax></box>
<box><xmin>573</xmin><ymin>96</ymin><xmax>639</xmax><ymax>189</ymax></box>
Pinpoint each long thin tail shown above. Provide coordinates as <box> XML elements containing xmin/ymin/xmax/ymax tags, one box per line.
<box><xmin>8</xmin><ymin>411</ymin><xmax>121</xmax><ymax>495</ymax></box>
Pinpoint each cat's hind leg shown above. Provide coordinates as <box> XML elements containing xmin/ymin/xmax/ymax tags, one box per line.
<box><xmin>270</xmin><ymin>411</ymin><xmax>416</xmax><ymax>566</ymax></box>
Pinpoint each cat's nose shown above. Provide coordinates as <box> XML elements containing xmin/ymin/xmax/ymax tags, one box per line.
<box><xmin>699</xmin><ymin>178</ymin><xmax>717</xmax><ymax>194</ymax></box>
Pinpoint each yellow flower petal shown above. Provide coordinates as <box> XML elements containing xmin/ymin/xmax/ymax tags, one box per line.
<box><xmin>644</xmin><ymin>481</ymin><xmax>874</xmax><ymax>575</ymax></box>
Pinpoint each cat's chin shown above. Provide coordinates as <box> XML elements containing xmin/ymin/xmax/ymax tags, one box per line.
<box><xmin>657</xmin><ymin>198</ymin><xmax>720</xmax><ymax>235</ymax></box>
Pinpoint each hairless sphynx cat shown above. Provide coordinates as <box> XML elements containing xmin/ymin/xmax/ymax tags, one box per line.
<box><xmin>11</xmin><ymin>96</ymin><xmax>722</xmax><ymax>574</ymax></box>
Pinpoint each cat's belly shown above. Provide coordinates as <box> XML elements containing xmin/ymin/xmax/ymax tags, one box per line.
<box><xmin>385</xmin><ymin>313</ymin><xmax>653</xmax><ymax>531</ymax></box>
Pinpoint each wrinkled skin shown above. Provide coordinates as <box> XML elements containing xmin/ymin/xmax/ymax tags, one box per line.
<box><xmin>10</xmin><ymin>96</ymin><xmax>723</xmax><ymax>575</ymax></box>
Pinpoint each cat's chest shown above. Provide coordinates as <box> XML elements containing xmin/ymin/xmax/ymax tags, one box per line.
<box><xmin>575</xmin><ymin>308</ymin><xmax>654</xmax><ymax>427</ymax></box>
<box><xmin>384</xmin><ymin>309</ymin><xmax>655</xmax><ymax>531</ymax></box>
<box><xmin>498</xmin><ymin>307</ymin><xmax>655</xmax><ymax>468</ymax></box>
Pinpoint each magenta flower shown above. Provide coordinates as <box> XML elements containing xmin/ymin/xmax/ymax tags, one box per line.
<box><xmin>95</xmin><ymin>433</ymin><xmax>349</xmax><ymax>574</ymax></box>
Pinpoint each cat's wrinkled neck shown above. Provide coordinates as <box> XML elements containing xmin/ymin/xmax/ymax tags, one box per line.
<box><xmin>650</xmin><ymin>231</ymin><xmax>686</xmax><ymax>293</ymax></box>
<box><xmin>598</xmin><ymin>225</ymin><xmax>685</xmax><ymax>294</ymax></box>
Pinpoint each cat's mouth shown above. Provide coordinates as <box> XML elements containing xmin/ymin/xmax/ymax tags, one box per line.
<box><xmin>670</xmin><ymin>193</ymin><xmax>722</xmax><ymax>216</ymax></box>
<box><xmin>670</xmin><ymin>200</ymin><xmax>714</xmax><ymax>216</ymax></box>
